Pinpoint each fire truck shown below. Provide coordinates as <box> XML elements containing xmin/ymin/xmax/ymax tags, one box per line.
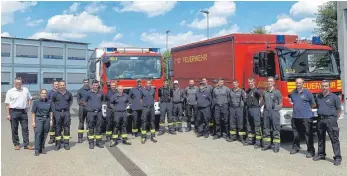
<box><xmin>87</xmin><ymin>47</ymin><xmax>164</xmax><ymax>117</ymax></box>
<box><xmin>169</xmin><ymin>34</ymin><xmax>344</xmax><ymax>129</ymax></box>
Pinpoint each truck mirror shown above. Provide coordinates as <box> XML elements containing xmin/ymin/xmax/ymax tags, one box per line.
<box><xmin>89</xmin><ymin>60</ymin><xmax>96</xmax><ymax>73</ymax></box>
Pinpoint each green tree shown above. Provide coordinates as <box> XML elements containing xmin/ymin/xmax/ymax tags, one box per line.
<box><xmin>250</xmin><ymin>26</ymin><xmax>269</xmax><ymax>34</ymax></box>
<box><xmin>162</xmin><ymin>50</ymin><xmax>171</xmax><ymax>81</ymax></box>
<box><xmin>314</xmin><ymin>1</ymin><xmax>337</xmax><ymax>50</ymax></box>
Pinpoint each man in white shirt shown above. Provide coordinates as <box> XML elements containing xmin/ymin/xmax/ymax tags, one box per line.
<box><xmin>5</xmin><ymin>77</ymin><xmax>34</xmax><ymax>150</ymax></box>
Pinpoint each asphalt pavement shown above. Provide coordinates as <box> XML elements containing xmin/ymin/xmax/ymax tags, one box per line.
<box><xmin>1</xmin><ymin>98</ymin><xmax>347</xmax><ymax>176</ymax></box>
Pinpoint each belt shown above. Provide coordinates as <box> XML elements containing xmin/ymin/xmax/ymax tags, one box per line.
<box><xmin>55</xmin><ymin>109</ymin><xmax>69</xmax><ymax>112</ymax></box>
<box><xmin>36</xmin><ymin>115</ymin><xmax>49</xmax><ymax>118</ymax></box>
<box><xmin>115</xmin><ymin>110</ymin><xmax>127</xmax><ymax>112</ymax></box>
<box><xmin>89</xmin><ymin>109</ymin><xmax>101</xmax><ymax>112</ymax></box>
<box><xmin>143</xmin><ymin>105</ymin><xmax>154</xmax><ymax>108</ymax></box>
<box><xmin>10</xmin><ymin>108</ymin><xmax>26</xmax><ymax>111</ymax></box>
<box><xmin>173</xmin><ymin>102</ymin><xmax>182</xmax><ymax>104</ymax></box>
<box><xmin>318</xmin><ymin>115</ymin><xmax>335</xmax><ymax>118</ymax></box>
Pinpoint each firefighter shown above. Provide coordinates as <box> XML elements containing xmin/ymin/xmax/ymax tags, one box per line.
<box><xmin>261</xmin><ymin>76</ymin><xmax>282</xmax><ymax>153</ymax></box>
<box><xmin>196</xmin><ymin>81</ymin><xmax>212</xmax><ymax>138</ymax></box>
<box><xmin>51</xmin><ymin>80</ymin><xmax>73</xmax><ymax>150</ymax></box>
<box><xmin>212</xmin><ymin>78</ymin><xmax>230</xmax><ymax>140</ymax></box>
<box><xmin>288</xmin><ymin>78</ymin><xmax>315</xmax><ymax>157</ymax></box>
<box><xmin>110</xmin><ymin>85</ymin><xmax>131</xmax><ymax>146</ymax></box>
<box><xmin>140</xmin><ymin>80</ymin><xmax>157</xmax><ymax>144</ymax></box>
<box><xmin>245</xmin><ymin>77</ymin><xmax>263</xmax><ymax>147</ymax></box>
<box><xmin>158</xmin><ymin>80</ymin><xmax>175</xmax><ymax>135</ymax></box>
<box><xmin>313</xmin><ymin>80</ymin><xmax>342</xmax><ymax>166</ymax></box>
<box><xmin>83</xmin><ymin>80</ymin><xmax>105</xmax><ymax>149</ymax></box>
<box><xmin>31</xmin><ymin>89</ymin><xmax>53</xmax><ymax>156</ymax></box>
<box><xmin>209</xmin><ymin>79</ymin><xmax>219</xmax><ymax>136</ymax></box>
<box><xmin>228</xmin><ymin>79</ymin><xmax>247</xmax><ymax>144</ymax></box>
<box><xmin>202</xmin><ymin>77</ymin><xmax>213</xmax><ymax>93</ymax></box>
<box><xmin>105</xmin><ymin>80</ymin><xmax>118</xmax><ymax>142</ymax></box>
<box><xmin>76</xmin><ymin>78</ymin><xmax>90</xmax><ymax>143</ymax></box>
<box><xmin>172</xmin><ymin>80</ymin><xmax>184</xmax><ymax>132</ymax></box>
<box><xmin>47</xmin><ymin>80</ymin><xmax>59</xmax><ymax>144</ymax></box>
<box><xmin>184</xmin><ymin>80</ymin><xmax>199</xmax><ymax>132</ymax></box>
<box><xmin>129</xmin><ymin>79</ymin><xmax>143</xmax><ymax>137</ymax></box>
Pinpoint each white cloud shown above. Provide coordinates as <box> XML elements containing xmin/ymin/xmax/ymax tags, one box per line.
<box><xmin>1</xmin><ymin>32</ymin><xmax>11</xmax><ymax>37</ymax></box>
<box><xmin>25</xmin><ymin>17</ymin><xmax>44</xmax><ymax>27</ymax></box>
<box><xmin>265</xmin><ymin>15</ymin><xmax>317</xmax><ymax>35</ymax></box>
<box><xmin>45</xmin><ymin>11</ymin><xmax>114</xmax><ymax>34</ymax></box>
<box><xmin>98</xmin><ymin>41</ymin><xmax>132</xmax><ymax>48</ymax></box>
<box><xmin>213</xmin><ymin>24</ymin><xmax>240</xmax><ymax>37</ymax></box>
<box><xmin>85</xmin><ymin>2</ymin><xmax>106</xmax><ymax>14</ymax></box>
<box><xmin>187</xmin><ymin>1</ymin><xmax>236</xmax><ymax>29</ymax></box>
<box><xmin>28</xmin><ymin>32</ymin><xmax>86</xmax><ymax>40</ymax></box>
<box><xmin>64</xmin><ymin>2</ymin><xmax>80</xmax><ymax>14</ymax></box>
<box><xmin>1</xmin><ymin>1</ymin><xmax>37</xmax><ymax>25</ymax></box>
<box><xmin>289</xmin><ymin>1</ymin><xmax>325</xmax><ymax>17</ymax></box>
<box><xmin>113</xmin><ymin>33</ymin><xmax>123</xmax><ymax>40</ymax></box>
<box><xmin>141</xmin><ymin>31</ymin><xmax>205</xmax><ymax>48</ymax></box>
<box><xmin>180</xmin><ymin>20</ymin><xmax>186</xmax><ymax>26</ymax></box>
<box><xmin>114</xmin><ymin>1</ymin><xmax>177</xmax><ymax>17</ymax></box>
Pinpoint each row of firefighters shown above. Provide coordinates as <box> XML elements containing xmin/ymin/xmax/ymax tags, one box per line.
<box><xmin>46</xmin><ymin>77</ymin><xmax>342</xmax><ymax>166</ymax></box>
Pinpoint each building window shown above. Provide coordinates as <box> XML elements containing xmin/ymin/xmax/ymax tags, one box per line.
<box><xmin>1</xmin><ymin>43</ymin><xmax>11</xmax><ymax>57</ymax></box>
<box><xmin>68</xmin><ymin>48</ymin><xmax>86</xmax><ymax>60</ymax></box>
<box><xmin>67</xmin><ymin>73</ymin><xmax>86</xmax><ymax>84</ymax></box>
<box><xmin>43</xmin><ymin>47</ymin><xmax>64</xmax><ymax>59</ymax></box>
<box><xmin>16</xmin><ymin>72</ymin><xmax>38</xmax><ymax>84</ymax></box>
<box><xmin>43</xmin><ymin>72</ymin><xmax>64</xmax><ymax>84</ymax></box>
<box><xmin>16</xmin><ymin>45</ymin><xmax>39</xmax><ymax>58</ymax></box>
<box><xmin>1</xmin><ymin>72</ymin><xmax>11</xmax><ymax>85</ymax></box>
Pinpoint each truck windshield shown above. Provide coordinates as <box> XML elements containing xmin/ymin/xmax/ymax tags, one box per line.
<box><xmin>277</xmin><ymin>49</ymin><xmax>339</xmax><ymax>79</ymax></box>
<box><xmin>105</xmin><ymin>56</ymin><xmax>162</xmax><ymax>79</ymax></box>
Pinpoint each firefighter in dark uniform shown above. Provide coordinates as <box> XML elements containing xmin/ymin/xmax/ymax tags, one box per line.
<box><xmin>83</xmin><ymin>80</ymin><xmax>105</xmax><ymax>149</ymax></box>
<box><xmin>245</xmin><ymin>77</ymin><xmax>263</xmax><ymax>147</ymax></box>
<box><xmin>184</xmin><ymin>80</ymin><xmax>199</xmax><ymax>132</ymax></box>
<box><xmin>158</xmin><ymin>80</ymin><xmax>175</xmax><ymax>135</ymax></box>
<box><xmin>31</xmin><ymin>89</ymin><xmax>53</xmax><ymax>156</ymax></box>
<box><xmin>51</xmin><ymin>80</ymin><xmax>73</xmax><ymax>150</ymax></box>
<box><xmin>288</xmin><ymin>78</ymin><xmax>315</xmax><ymax>157</ymax></box>
<box><xmin>47</xmin><ymin>80</ymin><xmax>59</xmax><ymax>144</ymax></box>
<box><xmin>129</xmin><ymin>79</ymin><xmax>143</xmax><ymax>137</ymax></box>
<box><xmin>209</xmin><ymin>79</ymin><xmax>219</xmax><ymax>135</ymax></box>
<box><xmin>105</xmin><ymin>80</ymin><xmax>118</xmax><ymax>142</ymax></box>
<box><xmin>172</xmin><ymin>80</ymin><xmax>184</xmax><ymax>132</ymax></box>
<box><xmin>228</xmin><ymin>79</ymin><xmax>247</xmax><ymax>144</ymax></box>
<box><xmin>140</xmin><ymin>80</ymin><xmax>157</xmax><ymax>144</ymax></box>
<box><xmin>313</xmin><ymin>80</ymin><xmax>342</xmax><ymax>166</ymax></box>
<box><xmin>196</xmin><ymin>81</ymin><xmax>212</xmax><ymax>138</ymax></box>
<box><xmin>76</xmin><ymin>78</ymin><xmax>90</xmax><ymax>143</ymax></box>
<box><xmin>110</xmin><ymin>85</ymin><xmax>131</xmax><ymax>146</ymax></box>
<box><xmin>212</xmin><ymin>78</ymin><xmax>230</xmax><ymax>140</ymax></box>
<box><xmin>261</xmin><ymin>77</ymin><xmax>282</xmax><ymax>153</ymax></box>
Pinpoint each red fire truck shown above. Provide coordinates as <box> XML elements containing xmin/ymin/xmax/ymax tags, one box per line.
<box><xmin>169</xmin><ymin>34</ymin><xmax>344</xmax><ymax>129</ymax></box>
<box><xmin>88</xmin><ymin>47</ymin><xmax>164</xmax><ymax>117</ymax></box>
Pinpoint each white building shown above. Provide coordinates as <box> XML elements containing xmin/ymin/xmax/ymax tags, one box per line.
<box><xmin>337</xmin><ymin>1</ymin><xmax>347</xmax><ymax>113</ymax></box>
<box><xmin>1</xmin><ymin>37</ymin><xmax>92</xmax><ymax>94</ymax></box>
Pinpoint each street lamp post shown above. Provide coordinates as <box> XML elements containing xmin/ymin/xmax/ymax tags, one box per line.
<box><xmin>200</xmin><ymin>10</ymin><xmax>209</xmax><ymax>39</ymax></box>
<box><xmin>166</xmin><ymin>30</ymin><xmax>170</xmax><ymax>51</ymax></box>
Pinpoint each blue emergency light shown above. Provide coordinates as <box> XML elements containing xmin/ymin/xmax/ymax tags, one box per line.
<box><xmin>276</xmin><ymin>35</ymin><xmax>285</xmax><ymax>44</ymax></box>
<box><xmin>106</xmin><ymin>48</ymin><xmax>117</xmax><ymax>52</ymax></box>
<box><xmin>312</xmin><ymin>36</ymin><xmax>322</xmax><ymax>45</ymax></box>
<box><xmin>149</xmin><ymin>48</ymin><xmax>159</xmax><ymax>52</ymax></box>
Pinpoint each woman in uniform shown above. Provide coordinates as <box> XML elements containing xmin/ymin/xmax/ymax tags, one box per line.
<box><xmin>31</xmin><ymin>89</ymin><xmax>53</xmax><ymax>156</ymax></box>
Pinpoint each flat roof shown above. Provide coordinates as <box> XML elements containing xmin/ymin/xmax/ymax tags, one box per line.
<box><xmin>1</xmin><ymin>36</ymin><xmax>90</xmax><ymax>45</ymax></box>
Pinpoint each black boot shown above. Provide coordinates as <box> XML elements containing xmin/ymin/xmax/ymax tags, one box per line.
<box><xmin>64</xmin><ymin>139</ymin><xmax>70</xmax><ymax>150</ymax></box>
<box><xmin>151</xmin><ymin>137</ymin><xmax>157</xmax><ymax>143</ymax></box>
<box><xmin>158</xmin><ymin>130</ymin><xmax>165</xmax><ymax>136</ymax></box>
<box><xmin>96</xmin><ymin>140</ymin><xmax>104</xmax><ymax>148</ymax></box>
<box><xmin>141</xmin><ymin>138</ymin><xmax>146</xmax><ymax>144</ymax></box>
<box><xmin>55</xmin><ymin>140</ymin><xmax>61</xmax><ymax>151</ymax></box>
<box><xmin>123</xmin><ymin>138</ymin><xmax>132</xmax><ymax>145</ymax></box>
<box><xmin>78</xmin><ymin>133</ymin><xmax>83</xmax><ymax>143</ymax></box>
<box><xmin>262</xmin><ymin>145</ymin><xmax>271</xmax><ymax>151</ymax></box>
<box><xmin>110</xmin><ymin>140</ymin><xmax>119</xmax><ymax>147</ymax></box>
<box><xmin>186</xmin><ymin>122</ymin><xmax>191</xmax><ymax>132</ymax></box>
<box><xmin>89</xmin><ymin>141</ymin><xmax>95</xmax><ymax>149</ymax></box>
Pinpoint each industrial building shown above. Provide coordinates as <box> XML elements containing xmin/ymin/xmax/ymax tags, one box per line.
<box><xmin>338</xmin><ymin>1</ymin><xmax>347</xmax><ymax>113</ymax></box>
<box><xmin>1</xmin><ymin>37</ymin><xmax>92</xmax><ymax>94</ymax></box>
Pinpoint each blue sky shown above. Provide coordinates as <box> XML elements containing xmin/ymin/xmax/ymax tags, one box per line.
<box><xmin>1</xmin><ymin>1</ymin><xmax>326</xmax><ymax>50</ymax></box>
